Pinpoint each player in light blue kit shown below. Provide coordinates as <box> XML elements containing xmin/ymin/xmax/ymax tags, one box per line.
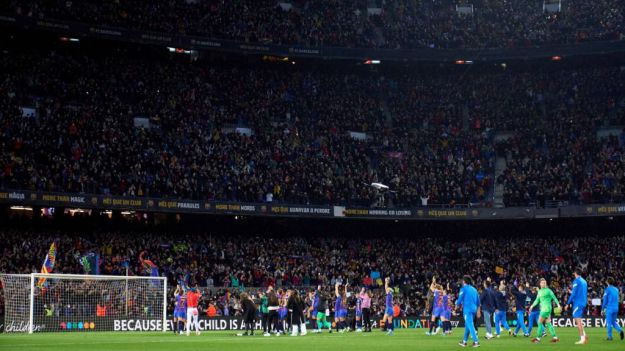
<box><xmin>456</xmin><ymin>275</ymin><xmax>480</xmax><ymax>348</ymax></box>
<box><xmin>602</xmin><ymin>277</ymin><xmax>624</xmax><ymax>341</ymax></box>
<box><xmin>567</xmin><ymin>268</ymin><xmax>588</xmax><ymax>345</ymax></box>
<box><xmin>526</xmin><ymin>284</ymin><xmax>542</xmax><ymax>336</ymax></box>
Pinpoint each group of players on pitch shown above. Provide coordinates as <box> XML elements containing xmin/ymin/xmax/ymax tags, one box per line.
<box><xmin>453</xmin><ymin>269</ymin><xmax>623</xmax><ymax>347</ymax></box>
<box><xmin>172</xmin><ymin>270</ymin><xmax>624</xmax><ymax>347</ymax></box>
<box><xmin>171</xmin><ymin>277</ymin><xmax>392</xmax><ymax>337</ymax></box>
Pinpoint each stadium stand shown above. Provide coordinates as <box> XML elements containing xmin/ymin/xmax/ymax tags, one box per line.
<box><xmin>1</xmin><ymin>48</ymin><xmax>624</xmax><ymax>208</ymax></box>
<box><xmin>1</xmin><ymin>0</ymin><xmax>623</xmax><ymax>49</ymax></box>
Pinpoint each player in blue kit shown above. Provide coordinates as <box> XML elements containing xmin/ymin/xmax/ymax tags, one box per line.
<box><xmin>355</xmin><ymin>288</ymin><xmax>363</xmax><ymax>332</ymax></box>
<box><xmin>567</xmin><ymin>268</ymin><xmax>588</xmax><ymax>345</ymax></box>
<box><xmin>456</xmin><ymin>275</ymin><xmax>480</xmax><ymax>348</ymax></box>
<box><xmin>308</xmin><ymin>290</ymin><xmax>319</xmax><ymax>333</ymax></box>
<box><xmin>173</xmin><ymin>285</ymin><xmax>187</xmax><ymax>335</ymax></box>
<box><xmin>341</xmin><ymin>285</ymin><xmax>350</xmax><ymax>332</ymax></box>
<box><xmin>383</xmin><ymin>277</ymin><xmax>395</xmax><ymax>336</ymax></box>
<box><xmin>334</xmin><ymin>282</ymin><xmax>348</xmax><ymax>332</ymax></box>
<box><xmin>442</xmin><ymin>286</ymin><xmax>453</xmax><ymax>335</ymax></box>
<box><xmin>277</xmin><ymin>289</ymin><xmax>288</xmax><ymax>336</ymax></box>
<box><xmin>602</xmin><ymin>277</ymin><xmax>624</xmax><ymax>341</ymax></box>
<box><xmin>427</xmin><ymin>278</ymin><xmax>444</xmax><ymax>336</ymax></box>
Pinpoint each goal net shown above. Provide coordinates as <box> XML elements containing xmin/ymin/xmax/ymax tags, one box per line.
<box><xmin>0</xmin><ymin>273</ymin><xmax>167</xmax><ymax>333</ymax></box>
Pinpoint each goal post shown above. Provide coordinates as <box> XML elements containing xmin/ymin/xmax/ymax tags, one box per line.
<box><xmin>29</xmin><ymin>273</ymin><xmax>34</xmax><ymax>333</ymax></box>
<box><xmin>0</xmin><ymin>273</ymin><xmax>167</xmax><ymax>333</ymax></box>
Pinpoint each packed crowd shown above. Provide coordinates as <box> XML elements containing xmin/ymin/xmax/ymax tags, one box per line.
<box><xmin>1</xmin><ymin>48</ymin><xmax>625</xmax><ymax>207</ymax></box>
<box><xmin>497</xmin><ymin>131</ymin><xmax>625</xmax><ymax>207</ymax></box>
<box><xmin>2</xmin><ymin>0</ymin><xmax>624</xmax><ymax>49</ymax></box>
<box><xmin>493</xmin><ymin>67</ymin><xmax>625</xmax><ymax>206</ymax></box>
<box><xmin>379</xmin><ymin>0</ymin><xmax>625</xmax><ymax>49</ymax></box>
<box><xmin>1</xmin><ymin>229</ymin><xmax>625</xmax><ymax>317</ymax></box>
<box><xmin>0</xmin><ymin>48</ymin><xmax>496</xmax><ymax>207</ymax></box>
<box><xmin>2</xmin><ymin>0</ymin><xmax>377</xmax><ymax>48</ymax></box>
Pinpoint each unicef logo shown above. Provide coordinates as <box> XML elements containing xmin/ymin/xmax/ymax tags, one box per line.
<box><xmin>61</xmin><ymin>321</ymin><xmax>95</xmax><ymax>330</ymax></box>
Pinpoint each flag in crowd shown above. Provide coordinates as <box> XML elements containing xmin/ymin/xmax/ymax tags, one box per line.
<box><xmin>37</xmin><ymin>241</ymin><xmax>58</xmax><ymax>289</ymax></box>
<box><xmin>139</xmin><ymin>251</ymin><xmax>161</xmax><ymax>287</ymax></box>
<box><xmin>139</xmin><ymin>251</ymin><xmax>159</xmax><ymax>277</ymax></box>
<box><xmin>75</xmin><ymin>252</ymin><xmax>100</xmax><ymax>275</ymax></box>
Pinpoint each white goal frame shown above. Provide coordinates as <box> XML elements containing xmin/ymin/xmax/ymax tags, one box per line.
<box><xmin>0</xmin><ymin>273</ymin><xmax>167</xmax><ymax>334</ymax></box>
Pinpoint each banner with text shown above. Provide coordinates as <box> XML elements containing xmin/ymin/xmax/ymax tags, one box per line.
<box><xmin>1</xmin><ymin>14</ymin><xmax>625</xmax><ymax>62</ymax></box>
<box><xmin>1</xmin><ymin>190</ymin><xmax>624</xmax><ymax>221</ymax></box>
<box><xmin>1</xmin><ymin>315</ymin><xmax>624</xmax><ymax>332</ymax></box>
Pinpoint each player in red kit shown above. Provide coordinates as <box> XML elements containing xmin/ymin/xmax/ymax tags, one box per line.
<box><xmin>186</xmin><ymin>287</ymin><xmax>202</xmax><ymax>336</ymax></box>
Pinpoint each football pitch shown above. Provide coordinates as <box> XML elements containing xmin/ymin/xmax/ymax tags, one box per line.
<box><xmin>1</xmin><ymin>328</ymin><xmax>624</xmax><ymax>351</ymax></box>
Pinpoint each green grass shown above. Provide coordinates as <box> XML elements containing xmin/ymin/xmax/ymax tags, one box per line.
<box><xmin>0</xmin><ymin>328</ymin><xmax>623</xmax><ymax>351</ymax></box>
